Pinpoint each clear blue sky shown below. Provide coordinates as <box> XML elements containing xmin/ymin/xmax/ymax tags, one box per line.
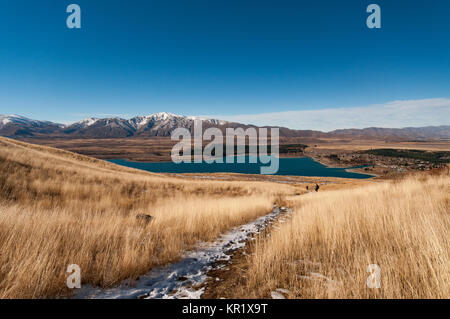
<box><xmin>0</xmin><ymin>0</ymin><xmax>449</xmax><ymax>128</ymax></box>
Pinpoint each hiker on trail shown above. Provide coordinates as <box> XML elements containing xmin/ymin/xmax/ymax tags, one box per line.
<box><xmin>306</xmin><ymin>186</ymin><xmax>309</xmax><ymax>191</ymax></box>
<box><xmin>315</xmin><ymin>184</ymin><xmax>320</xmax><ymax>192</ymax></box>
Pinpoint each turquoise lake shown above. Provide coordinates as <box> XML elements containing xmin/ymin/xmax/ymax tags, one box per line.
<box><xmin>109</xmin><ymin>156</ymin><xmax>373</xmax><ymax>179</ymax></box>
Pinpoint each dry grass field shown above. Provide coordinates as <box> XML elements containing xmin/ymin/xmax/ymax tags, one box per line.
<box><xmin>226</xmin><ymin>171</ymin><xmax>449</xmax><ymax>299</ymax></box>
<box><xmin>0</xmin><ymin>137</ymin><xmax>294</xmax><ymax>298</ymax></box>
<box><xmin>1</xmin><ymin>136</ymin><xmax>448</xmax><ymax>299</ymax></box>
<box><xmin>20</xmin><ymin>137</ymin><xmax>176</xmax><ymax>162</ymax></box>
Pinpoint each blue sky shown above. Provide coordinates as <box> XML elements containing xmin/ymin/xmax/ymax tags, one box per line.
<box><xmin>0</xmin><ymin>0</ymin><xmax>449</xmax><ymax>129</ymax></box>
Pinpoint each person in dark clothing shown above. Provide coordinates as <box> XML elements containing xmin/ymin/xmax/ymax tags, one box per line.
<box><xmin>315</xmin><ymin>184</ymin><xmax>320</xmax><ymax>192</ymax></box>
<box><xmin>306</xmin><ymin>186</ymin><xmax>309</xmax><ymax>191</ymax></box>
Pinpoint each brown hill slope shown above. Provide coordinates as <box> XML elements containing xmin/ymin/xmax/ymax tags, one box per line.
<box><xmin>0</xmin><ymin>137</ymin><xmax>293</xmax><ymax>298</ymax></box>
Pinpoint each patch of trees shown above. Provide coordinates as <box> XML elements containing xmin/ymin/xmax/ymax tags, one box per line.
<box><xmin>362</xmin><ymin>149</ymin><xmax>450</xmax><ymax>164</ymax></box>
<box><xmin>328</xmin><ymin>154</ymin><xmax>340</xmax><ymax>161</ymax></box>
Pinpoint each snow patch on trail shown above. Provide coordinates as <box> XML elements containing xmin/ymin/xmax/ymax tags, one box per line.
<box><xmin>270</xmin><ymin>288</ymin><xmax>291</xmax><ymax>299</ymax></box>
<box><xmin>75</xmin><ymin>207</ymin><xmax>283</xmax><ymax>299</ymax></box>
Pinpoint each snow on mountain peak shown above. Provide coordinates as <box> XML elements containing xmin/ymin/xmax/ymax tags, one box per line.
<box><xmin>1</xmin><ymin>117</ymin><xmax>11</xmax><ymax>125</ymax></box>
<box><xmin>6</xmin><ymin>114</ymin><xmax>20</xmax><ymax>119</ymax></box>
<box><xmin>73</xmin><ymin>117</ymin><xmax>99</xmax><ymax>127</ymax></box>
<box><xmin>151</xmin><ymin>112</ymin><xmax>177</xmax><ymax>120</ymax></box>
<box><xmin>0</xmin><ymin>114</ymin><xmax>34</xmax><ymax>126</ymax></box>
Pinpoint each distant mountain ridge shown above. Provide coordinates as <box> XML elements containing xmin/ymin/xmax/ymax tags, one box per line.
<box><xmin>0</xmin><ymin>114</ymin><xmax>63</xmax><ymax>137</ymax></box>
<box><xmin>0</xmin><ymin>113</ymin><xmax>449</xmax><ymax>140</ymax></box>
<box><xmin>0</xmin><ymin>113</ymin><xmax>230</xmax><ymax>138</ymax></box>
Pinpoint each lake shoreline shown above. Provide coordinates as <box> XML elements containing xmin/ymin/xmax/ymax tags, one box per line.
<box><xmin>308</xmin><ymin>156</ymin><xmax>378</xmax><ymax>177</ymax></box>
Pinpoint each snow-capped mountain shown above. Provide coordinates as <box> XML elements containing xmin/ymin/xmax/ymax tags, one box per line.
<box><xmin>129</xmin><ymin>112</ymin><xmax>229</xmax><ymax>136</ymax></box>
<box><xmin>0</xmin><ymin>112</ymin><xmax>232</xmax><ymax>138</ymax></box>
<box><xmin>61</xmin><ymin>112</ymin><xmax>230</xmax><ymax>138</ymax></box>
<box><xmin>69</xmin><ymin>117</ymin><xmax>99</xmax><ymax>128</ymax></box>
<box><xmin>129</xmin><ymin>112</ymin><xmax>227</xmax><ymax>129</ymax></box>
<box><xmin>1</xmin><ymin>114</ymin><xmax>46</xmax><ymax>127</ymax></box>
<box><xmin>0</xmin><ymin>114</ymin><xmax>63</xmax><ymax>136</ymax></box>
<box><xmin>63</xmin><ymin>117</ymin><xmax>136</xmax><ymax>138</ymax></box>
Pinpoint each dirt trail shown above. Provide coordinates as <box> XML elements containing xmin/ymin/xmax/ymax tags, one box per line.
<box><xmin>75</xmin><ymin>206</ymin><xmax>289</xmax><ymax>299</ymax></box>
<box><xmin>201</xmin><ymin>208</ymin><xmax>293</xmax><ymax>299</ymax></box>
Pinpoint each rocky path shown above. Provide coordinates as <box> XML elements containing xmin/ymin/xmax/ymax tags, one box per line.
<box><xmin>76</xmin><ymin>206</ymin><xmax>288</xmax><ymax>299</ymax></box>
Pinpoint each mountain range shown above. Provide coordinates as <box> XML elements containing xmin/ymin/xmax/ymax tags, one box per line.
<box><xmin>0</xmin><ymin>113</ymin><xmax>449</xmax><ymax>140</ymax></box>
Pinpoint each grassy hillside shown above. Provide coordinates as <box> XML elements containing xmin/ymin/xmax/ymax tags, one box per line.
<box><xmin>0</xmin><ymin>137</ymin><xmax>294</xmax><ymax>298</ymax></box>
<box><xmin>227</xmin><ymin>172</ymin><xmax>449</xmax><ymax>298</ymax></box>
<box><xmin>2</xmin><ymin>137</ymin><xmax>446</xmax><ymax>299</ymax></box>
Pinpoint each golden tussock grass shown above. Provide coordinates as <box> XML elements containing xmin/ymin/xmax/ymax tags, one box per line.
<box><xmin>232</xmin><ymin>173</ymin><xmax>449</xmax><ymax>299</ymax></box>
<box><xmin>0</xmin><ymin>137</ymin><xmax>293</xmax><ymax>298</ymax></box>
